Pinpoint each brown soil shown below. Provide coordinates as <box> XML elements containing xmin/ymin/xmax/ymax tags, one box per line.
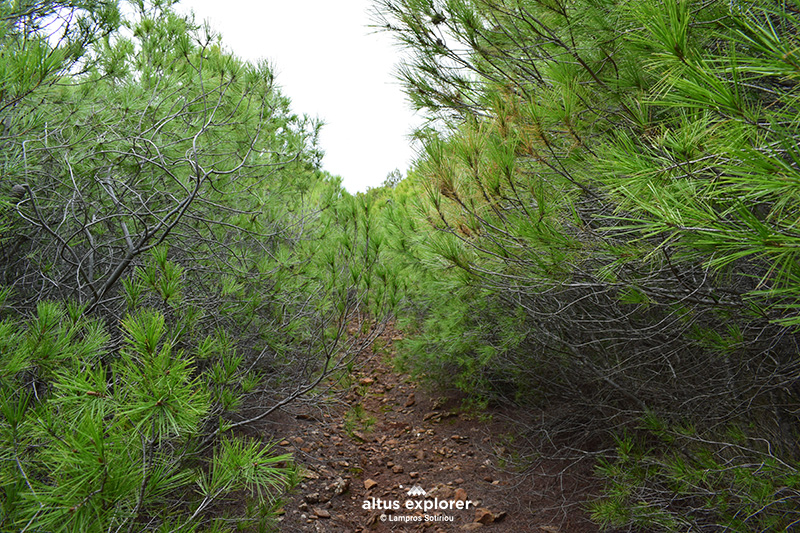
<box><xmin>265</xmin><ymin>325</ymin><xmax>603</xmax><ymax>532</ymax></box>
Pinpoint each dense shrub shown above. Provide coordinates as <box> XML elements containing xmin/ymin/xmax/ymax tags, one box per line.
<box><xmin>375</xmin><ymin>0</ymin><xmax>800</xmax><ymax>529</ymax></box>
<box><xmin>0</xmin><ymin>1</ymin><xmax>397</xmax><ymax>530</ymax></box>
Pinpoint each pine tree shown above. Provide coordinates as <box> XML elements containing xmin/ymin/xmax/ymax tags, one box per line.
<box><xmin>375</xmin><ymin>0</ymin><xmax>800</xmax><ymax>529</ymax></box>
<box><xmin>0</xmin><ymin>1</ymin><xmax>398</xmax><ymax>529</ymax></box>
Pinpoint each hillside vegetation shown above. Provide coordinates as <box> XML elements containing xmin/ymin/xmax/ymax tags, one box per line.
<box><xmin>371</xmin><ymin>0</ymin><xmax>800</xmax><ymax>530</ymax></box>
<box><xmin>0</xmin><ymin>0</ymin><xmax>394</xmax><ymax>530</ymax></box>
<box><xmin>1</xmin><ymin>0</ymin><xmax>799</xmax><ymax>531</ymax></box>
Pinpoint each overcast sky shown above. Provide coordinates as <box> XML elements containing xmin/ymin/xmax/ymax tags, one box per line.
<box><xmin>177</xmin><ymin>0</ymin><xmax>418</xmax><ymax>193</ymax></box>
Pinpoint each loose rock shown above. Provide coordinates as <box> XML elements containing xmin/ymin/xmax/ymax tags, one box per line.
<box><xmin>405</xmin><ymin>393</ymin><xmax>416</xmax><ymax>407</ymax></box>
<box><xmin>327</xmin><ymin>476</ymin><xmax>350</xmax><ymax>497</ymax></box>
<box><xmin>474</xmin><ymin>507</ymin><xmax>506</xmax><ymax>524</ymax></box>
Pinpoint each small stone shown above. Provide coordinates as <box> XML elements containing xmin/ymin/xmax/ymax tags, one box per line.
<box><xmin>455</xmin><ymin>478</ymin><xmax>464</xmax><ymax>484</ymax></box>
<box><xmin>428</xmin><ymin>484</ymin><xmax>454</xmax><ymax>499</ymax></box>
<box><xmin>416</xmin><ymin>450</ymin><xmax>425</xmax><ymax>460</ymax></box>
<box><xmin>409</xmin><ymin>471</ymin><xmax>419</xmax><ymax>479</ymax></box>
<box><xmin>328</xmin><ymin>477</ymin><xmax>350</xmax><ymax>496</ymax></box>
<box><xmin>279</xmin><ymin>440</ymin><xmax>290</xmax><ymax>446</ymax></box>
<box><xmin>298</xmin><ymin>502</ymin><xmax>309</xmax><ymax>512</ymax></box>
<box><xmin>475</xmin><ymin>508</ymin><xmax>495</xmax><ymax>525</ymax></box>
<box><xmin>359</xmin><ymin>377</ymin><xmax>375</xmax><ymax>386</ymax></box>
<box><xmin>364</xmin><ymin>479</ymin><xmax>378</xmax><ymax>490</ymax></box>
<box><xmin>293</xmin><ymin>437</ymin><xmax>304</xmax><ymax>445</ymax></box>
<box><xmin>461</xmin><ymin>524</ymin><xmax>484</xmax><ymax>531</ymax></box>
<box><xmin>392</xmin><ymin>465</ymin><xmax>404</xmax><ymax>474</ymax></box>
<box><xmin>314</xmin><ymin>508</ymin><xmax>331</xmax><ymax>519</ymax></box>
<box><xmin>304</xmin><ymin>493</ymin><xmax>321</xmax><ymax>504</ymax></box>
<box><xmin>405</xmin><ymin>393</ymin><xmax>416</xmax><ymax>407</ymax></box>
<box><xmin>454</xmin><ymin>488</ymin><xmax>467</xmax><ymax>501</ymax></box>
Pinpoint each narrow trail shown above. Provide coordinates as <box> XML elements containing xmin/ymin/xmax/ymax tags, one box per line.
<box><xmin>271</xmin><ymin>325</ymin><xmax>601</xmax><ymax>532</ymax></box>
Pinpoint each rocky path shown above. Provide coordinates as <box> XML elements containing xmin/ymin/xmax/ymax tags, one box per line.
<box><xmin>272</xmin><ymin>327</ymin><xmax>600</xmax><ymax>532</ymax></box>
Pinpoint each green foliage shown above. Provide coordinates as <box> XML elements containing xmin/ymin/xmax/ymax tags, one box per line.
<box><xmin>0</xmin><ymin>0</ymin><xmax>120</xmax><ymax>103</ymax></box>
<box><xmin>0</xmin><ymin>0</ymin><xmax>396</xmax><ymax>410</ymax></box>
<box><xmin>0</xmin><ymin>0</ymin><xmax>326</xmax><ymax>314</ymax></box>
<box><xmin>0</xmin><ymin>298</ymin><xmax>293</xmax><ymax>532</ymax></box>
<box><xmin>591</xmin><ymin>422</ymin><xmax>800</xmax><ymax>531</ymax></box>
<box><xmin>343</xmin><ymin>403</ymin><xmax>376</xmax><ymax>440</ymax></box>
<box><xmin>0</xmin><ymin>0</ymin><xmax>396</xmax><ymax>530</ymax></box>
<box><xmin>375</xmin><ymin>0</ymin><xmax>800</xmax><ymax>529</ymax></box>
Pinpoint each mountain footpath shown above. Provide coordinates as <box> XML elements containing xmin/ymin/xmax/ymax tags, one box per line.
<box><xmin>267</xmin><ymin>325</ymin><xmax>602</xmax><ymax>532</ymax></box>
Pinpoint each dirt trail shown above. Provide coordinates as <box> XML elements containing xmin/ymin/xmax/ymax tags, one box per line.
<box><xmin>270</xmin><ymin>326</ymin><xmax>601</xmax><ymax>532</ymax></box>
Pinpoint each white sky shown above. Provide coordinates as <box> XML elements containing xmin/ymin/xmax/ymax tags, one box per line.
<box><xmin>177</xmin><ymin>0</ymin><xmax>418</xmax><ymax>193</ymax></box>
